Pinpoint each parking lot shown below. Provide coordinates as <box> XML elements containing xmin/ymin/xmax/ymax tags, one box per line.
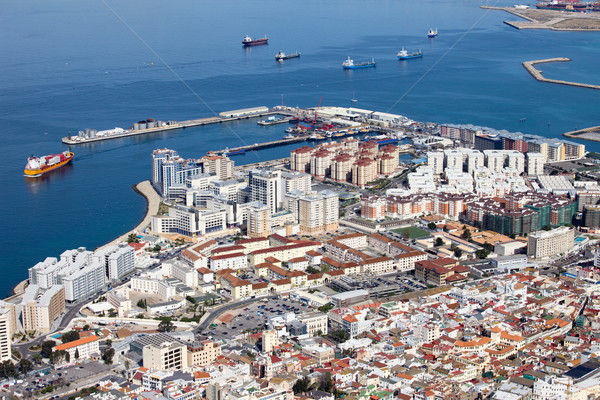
<box><xmin>208</xmin><ymin>297</ymin><xmax>314</xmax><ymax>340</ymax></box>
<box><xmin>4</xmin><ymin>361</ymin><xmax>111</xmax><ymax>397</ymax></box>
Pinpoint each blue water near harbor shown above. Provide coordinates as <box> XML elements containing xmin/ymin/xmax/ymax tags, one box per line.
<box><xmin>1</xmin><ymin>0</ymin><xmax>599</xmax><ymax>296</ymax></box>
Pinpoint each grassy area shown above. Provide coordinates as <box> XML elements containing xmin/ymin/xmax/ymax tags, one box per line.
<box><xmin>394</xmin><ymin>226</ymin><xmax>430</xmax><ymax>239</ymax></box>
<box><xmin>158</xmin><ymin>202</ymin><xmax>169</xmax><ymax>215</ymax></box>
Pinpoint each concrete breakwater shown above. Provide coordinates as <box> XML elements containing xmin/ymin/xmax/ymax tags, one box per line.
<box><xmin>563</xmin><ymin>126</ymin><xmax>600</xmax><ymax>142</ymax></box>
<box><xmin>62</xmin><ymin>107</ymin><xmax>295</xmax><ymax>145</ymax></box>
<box><xmin>522</xmin><ymin>58</ymin><xmax>600</xmax><ymax>91</ymax></box>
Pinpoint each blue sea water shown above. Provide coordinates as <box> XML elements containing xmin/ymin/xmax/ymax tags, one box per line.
<box><xmin>1</xmin><ymin>0</ymin><xmax>599</xmax><ymax>296</ymax></box>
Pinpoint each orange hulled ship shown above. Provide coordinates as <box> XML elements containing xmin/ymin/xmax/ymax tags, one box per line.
<box><xmin>24</xmin><ymin>151</ymin><xmax>74</xmax><ymax>177</ymax></box>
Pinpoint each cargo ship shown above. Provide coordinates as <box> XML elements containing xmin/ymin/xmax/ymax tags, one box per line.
<box><xmin>242</xmin><ymin>35</ymin><xmax>269</xmax><ymax>46</ymax></box>
<box><xmin>342</xmin><ymin>57</ymin><xmax>376</xmax><ymax>69</ymax></box>
<box><xmin>428</xmin><ymin>28</ymin><xmax>438</xmax><ymax>38</ymax></box>
<box><xmin>398</xmin><ymin>48</ymin><xmax>423</xmax><ymax>60</ymax></box>
<box><xmin>275</xmin><ymin>51</ymin><xmax>301</xmax><ymax>61</ymax></box>
<box><xmin>535</xmin><ymin>1</ymin><xmax>587</xmax><ymax>11</ymax></box>
<box><xmin>24</xmin><ymin>150</ymin><xmax>74</xmax><ymax>177</ymax></box>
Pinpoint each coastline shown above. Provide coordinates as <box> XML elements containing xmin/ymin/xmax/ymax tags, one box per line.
<box><xmin>10</xmin><ymin>180</ymin><xmax>160</xmax><ymax>297</ymax></box>
<box><xmin>563</xmin><ymin>126</ymin><xmax>600</xmax><ymax>142</ymax></box>
<box><xmin>98</xmin><ymin>180</ymin><xmax>161</xmax><ymax>250</ymax></box>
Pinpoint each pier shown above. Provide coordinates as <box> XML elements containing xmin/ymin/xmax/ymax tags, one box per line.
<box><xmin>482</xmin><ymin>6</ymin><xmax>600</xmax><ymax>31</ymax></box>
<box><xmin>61</xmin><ymin>107</ymin><xmax>295</xmax><ymax>145</ymax></box>
<box><xmin>522</xmin><ymin>58</ymin><xmax>600</xmax><ymax>91</ymax></box>
<box><xmin>214</xmin><ymin>136</ymin><xmax>309</xmax><ymax>155</ymax></box>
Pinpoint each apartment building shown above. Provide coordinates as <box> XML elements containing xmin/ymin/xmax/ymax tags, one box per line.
<box><xmin>527</xmin><ymin>226</ymin><xmax>575</xmax><ymax>259</ymax></box>
<box><xmin>285</xmin><ymin>190</ymin><xmax>339</xmax><ymax>234</ymax></box>
<box><xmin>20</xmin><ymin>284</ymin><xmax>65</xmax><ymax>334</ymax></box>
<box><xmin>54</xmin><ymin>335</ymin><xmax>100</xmax><ymax>361</ymax></box>
<box><xmin>187</xmin><ymin>340</ymin><xmax>221</xmax><ymax>366</ymax></box>
<box><xmin>143</xmin><ymin>341</ymin><xmax>188</xmax><ymax>371</ymax></box>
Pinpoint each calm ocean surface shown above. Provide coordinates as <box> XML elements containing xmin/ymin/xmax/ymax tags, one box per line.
<box><xmin>1</xmin><ymin>0</ymin><xmax>599</xmax><ymax>296</ymax></box>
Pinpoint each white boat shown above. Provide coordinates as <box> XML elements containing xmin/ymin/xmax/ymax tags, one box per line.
<box><xmin>514</xmin><ymin>4</ymin><xmax>530</xmax><ymax>9</ymax></box>
<box><xmin>427</xmin><ymin>28</ymin><xmax>438</xmax><ymax>38</ymax></box>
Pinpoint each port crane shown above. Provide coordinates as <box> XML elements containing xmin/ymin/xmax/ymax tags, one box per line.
<box><xmin>314</xmin><ymin>96</ymin><xmax>322</xmax><ymax>123</ymax></box>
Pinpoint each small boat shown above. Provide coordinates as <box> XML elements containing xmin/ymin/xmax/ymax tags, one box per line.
<box><xmin>24</xmin><ymin>151</ymin><xmax>74</xmax><ymax>177</ymax></box>
<box><xmin>242</xmin><ymin>35</ymin><xmax>268</xmax><ymax>46</ymax></box>
<box><xmin>275</xmin><ymin>51</ymin><xmax>301</xmax><ymax>61</ymax></box>
<box><xmin>397</xmin><ymin>47</ymin><xmax>423</xmax><ymax>60</ymax></box>
<box><xmin>513</xmin><ymin>4</ymin><xmax>530</xmax><ymax>9</ymax></box>
<box><xmin>351</xmin><ymin>91</ymin><xmax>358</xmax><ymax>102</ymax></box>
<box><xmin>283</xmin><ymin>134</ymin><xmax>295</xmax><ymax>139</ymax></box>
<box><xmin>342</xmin><ymin>56</ymin><xmax>376</xmax><ymax>69</ymax></box>
<box><xmin>427</xmin><ymin>28</ymin><xmax>438</xmax><ymax>38</ymax></box>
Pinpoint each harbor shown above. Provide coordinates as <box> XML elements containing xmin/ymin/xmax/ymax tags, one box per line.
<box><xmin>523</xmin><ymin>58</ymin><xmax>600</xmax><ymax>91</ymax></box>
<box><xmin>483</xmin><ymin>5</ymin><xmax>600</xmax><ymax>31</ymax></box>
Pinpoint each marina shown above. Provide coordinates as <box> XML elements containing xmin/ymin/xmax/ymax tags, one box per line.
<box><xmin>523</xmin><ymin>58</ymin><xmax>600</xmax><ymax>91</ymax></box>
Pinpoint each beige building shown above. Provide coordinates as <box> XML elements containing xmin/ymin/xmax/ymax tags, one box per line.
<box><xmin>331</xmin><ymin>153</ymin><xmax>354</xmax><ymax>183</ymax></box>
<box><xmin>20</xmin><ymin>284</ymin><xmax>65</xmax><ymax>334</ymax></box>
<box><xmin>201</xmin><ymin>154</ymin><xmax>234</xmax><ymax>180</ymax></box>
<box><xmin>290</xmin><ymin>146</ymin><xmax>313</xmax><ymax>173</ymax></box>
<box><xmin>528</xmin><ymin>226</ymin><xmax>575</xmax><ymax>259</ymax></box>
<box><xmin>143</xmin><ymin>341</ymin><xmax>188</xmax><ymax>371</ymax></box>
<box><xmin>286</xmin><ymin>190</ymin><xmax>339</xmax><ymax>234</ymax></box>
<box><xmin>298</xmin><ymin>311</ymin><xmax>328</xmax><ymax>336</ymax></box>
<box><xmin>247</xmin><ymin>203</ymin><xmax>272</xmax><ymax>238</ymax></box>
<box><xmin>187</xmin><ymin>340</ymin><xmax>221</xmax><ymax>366</ymax></box>
<box><xmin>310</xmin><ymin>149</ymin><xmax>332</xmax><ymax>179</ymax></box>
<box><xmin>262</xmin><ymin>329</ymin><xmax>279</xmax><ymax>353</ymax></box>
<box><xmin>352</xmin><ymin>158</ymin><xmax>377</xmax><ymax>188</ymax></box>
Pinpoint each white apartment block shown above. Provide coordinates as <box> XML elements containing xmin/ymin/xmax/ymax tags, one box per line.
<box><xmin>162</xmin><ymin>260</ymin><xmax>199</xmax><ymax>288</ymax></box>
<box><xmin>59</xmin><ymin>260</ymin><xmax>106</xmax><ymax>303</ymax></box>
<box><xmin>93</xmin><ymin>244</ymin><xmax>135</xmax><ymax>281</ymax></box>
<box><xmin>0</xmin><ymin>305</ymin><xmax>13</xmax><ymax>362</ymax></box>
<box><xmin>527</xmin><ymin>152</ymin><xmax>545</xmax><ymax>176</ymax></box>
<box><xmin>151</xmin><ymin>205</ymin><xmax>227</xmax><ymax>237</ymax></box>
<box><xmin>249</xmin><ymin>169</ymin><xmax>283</xmax><ymax>214</ymax></box>
<box><xmin>210</xmin><ymin>178</ymin><xmax>247</xmax><ymax>202</ymax></box>
<box><xmin>281</xmin><ymin>171</ymin><xmax>311</xmax><ymax>193</ymax></box>
<box><xmin>467</xmin><ymin>151</ymin><xmax>484</xmax><ymax>174</ymax></box>
<box><xmin>209</xmin><ymin>252</ymin><xmax>248</xmax><ymax>271</ymax></box>
<box><xmin>247</xmin><ymin>202</ymin><xmax>271</xmax><ymax>238</ymax></box>
<box><xmin>333</xmin><ymin>233</ymin><xmax>368</xmax><ymax>249</ymax></box>
<box><xmin>360</xmin><ymin>257</ymin><xmax>395</xmax><ymax>274</ymax></box>
<box><xmin>130</xmin><ymin>277</ymin><xmax>177</xmax><ymax>300</ymax></box>
<box><xmin>413</xmin><ymin>322</ymin><xmax>441</xmax><ymax>343</ymax></box>
<box><xmin>54</xmin><ymin>335</ymin><xmax>100</xmax><ymax>361</ymax></box>
<box><xmin>527</xmin><ymin>226</ymin><xmax>575</xmax><ymax>259</ymax></box>
<box><xmin>427</xmin><ymin>151</ymin><xmax>444</xmax><ymax>175</ymax></box>
<box><xmin>395</xmin><ymin>251</ymin><xmax>428</xmax><ymax>272</ymax></box>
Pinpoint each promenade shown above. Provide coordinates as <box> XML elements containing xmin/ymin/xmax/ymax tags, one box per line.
<box><xmin>98</xmin><ymin>180</ymin><xmax>160</xmax><ymax>249</ymax></box>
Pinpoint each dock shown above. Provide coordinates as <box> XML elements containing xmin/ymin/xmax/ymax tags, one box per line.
<box><xmin>62</xmin><ymin>107</ymin><xmax>295</xmax><ymax>145</ymax></box>
<box><xmin>482</xmin><ymin>6</ymin><xmax>600</xmax><ymax>31</ymax></box>
<box><xmin>523</xmin><ymin>58</ymin><xmax>600</xmax><ymax>91</ymax></box>
<box><xmin>257</xmin><ymin>117</ymin><xmax>294</xmax><ymax>126</ymax></box>
<box><xmin>214</xmin><ymin>136</ymin><xmax>309</xmax><ymax>155</ymax></box>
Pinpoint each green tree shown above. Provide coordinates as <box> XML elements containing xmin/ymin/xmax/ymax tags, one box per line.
<box><xmin>435</xmin><ymin>237</ymin><xmax>444</xmax><ymax>247</ymax></box>
<box><xmin>0</xmin><ymin>360</ymin><xmax>17</xmax><ymax>379</ymax></box>
<box><xmin>542</xmin><ymin>225</ymin><xmax>552</xmax><ymax>231</ymax></box>
<box><xmin>461</xmin><ymin>228</ymin><xmax>471</xmax><ymax>240</ymax></box>
<box><xmin>61</xmin><ymin>330</ymin><xmax>80</xmax><ymax>343</ymax></box>
<box><xmin>428</xmin><ymin>222</ymin><xmax>437</xmax><ymax>230</ymax></box>
<box><xmin>319</xmin><ymin>372</ymin><xmax>333</xmax><ymax>393</ymax></box>
<box><xmin>453</xmin><ymin>248</ymin><xmax>463</xmax><ymax>258</ymax></box>
<box><xmin>137</xmin><ymin>299</ymin><xmax>147</xmax><ymax>309</ymax></box>
<box><xmin>19</xmin><ymin>358</ymin><xmax>33</xmax><ymax>375</ymax></box>
<box><xmin>74</xmin><ymin>349</ymin><xmax>80</xmax><ymax>360</ymax></box>
<box><xmin>318</xmin><ymin>303</ymin><xmax>334</xmax><ymax>313</ymax></box>
<box><xmin>292</xmin><ymin>377</ymin><xmax>311</xmax><ymax>394</ymax></box>
<box><xmin>306</xmin><ymin>266</ymin><xmax>320</xmax><ymax>274</ymax></box>
<box><xmin>102</xmin><ymin>348</ymin><xmax>115</xmax><ymax>365</ymax></box>
<box><xmin>476</xmin><ymin>249</ymin><xmax>490</xmax><ymax>259</ymax></box>
<box><xmin>320</xmin><ymin>264</ymin><xmax>330</xmax><ymax>273</ymax></box>
<box><xmin>31</xmin><ymin>353</ymin><xmax>43</xmax><ymax>364</ymax></box>
<box><xmin>41</xmin><ymin>340</ymin><xmax>56</xmax><ymax>358</ymax></box>
<box><xmin>158</xmin><ymin>319</ymin><xmax>175</xmax><ymax>333</ymax></box>
<box><xmin>483</xmin><ymin>242</ymin><xmax>494</xmax><ymax>252</ymax></box>
<box><xmin>127</xmin><ymin>233</ymin><xmax>139</xmax><ymax>243</ymax></box>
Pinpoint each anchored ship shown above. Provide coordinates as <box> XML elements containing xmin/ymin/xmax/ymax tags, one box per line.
<box><xmin>24</xmin><ymin>150</ymin><xmax>74</xmax><ymax>177</ymax></box>
<box><xmin>242</xmin><ymin>35</ymin><xmax>269</xmax><ymax>46</ymax></box>
<box><xmin>398</xmin><ymin>47</ymin><xmax>423</xmax><ymax>60</ymax></box>
<box><xmin>342</xmin><ymin>56</ymin><xmax>376</xmax><ymax>69</ymax></box>
<box><xmin>428</xmin><ymin>28</ymin><xmax>438</xmax><ymax>38</ymax></box>
<box><xmin>275</xmin><ymin>51</ymin><xmax>301</xmax><ymax>61</ymax></box>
